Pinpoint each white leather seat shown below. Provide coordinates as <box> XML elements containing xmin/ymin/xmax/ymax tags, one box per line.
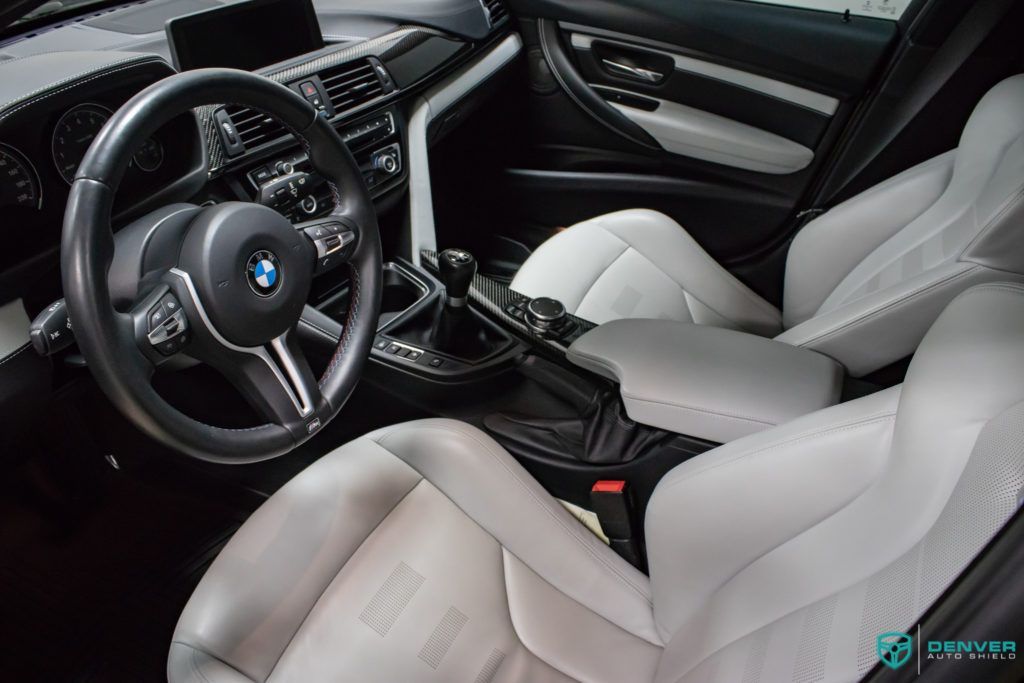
<box><xmin>171</xmin><ymin>283</ymin><xmax>1024</xmax><ymax>683</ymax></box>
<box><xmin>511</xmin><ymin>74</ymin><xmax>1024</xmax><ymax>376</ymax></box>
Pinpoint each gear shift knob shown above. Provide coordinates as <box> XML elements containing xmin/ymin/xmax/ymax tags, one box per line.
<box><xmin>438</xmin><ymin>248</ymin><xmax>477</xmax><ymax>307</ymax></box>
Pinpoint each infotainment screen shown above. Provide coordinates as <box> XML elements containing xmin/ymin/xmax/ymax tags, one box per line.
<box><xmin>167</xmin><ymin>0</ymin><xmax>325</xmax><ymax>72</ymax></box>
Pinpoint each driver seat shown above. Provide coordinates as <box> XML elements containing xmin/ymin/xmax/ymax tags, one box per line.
<box><xmin>170</xmin><ymin>283</ymin><xmax>1024</xmax><ymax>683</ymax></box>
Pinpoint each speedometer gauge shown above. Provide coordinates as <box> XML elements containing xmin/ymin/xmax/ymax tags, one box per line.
<box><xmin>52</xmin><ymin>103</ymin><xmax>112</xmax><ymax>184</ymax></box>
<box><xmin>0</xmin><ymin>144</ymin><xmax>42</xmax><ymax>209</ymax></box>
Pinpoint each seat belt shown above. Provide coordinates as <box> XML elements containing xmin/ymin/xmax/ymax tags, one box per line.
<box><xmin>814</xmin><ymin>0</ymin><xmax>1016</xmax><ymax>210</ymax></box>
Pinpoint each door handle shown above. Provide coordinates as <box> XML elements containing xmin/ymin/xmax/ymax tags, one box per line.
<box><xmin>601</xmin><ymin>59</ymin><xmax>665</xmax><ymax>84</ymax></box>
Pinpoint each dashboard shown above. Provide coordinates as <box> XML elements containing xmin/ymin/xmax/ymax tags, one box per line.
<box><xmin>0</xmin><ymin>56</ymin><xmax>205</xmax><ymax>288</ymax></box>
<box><xmin>0</xmin><ymin>0</ymin><xmax>511</xmax><ymax>309</ymax></box>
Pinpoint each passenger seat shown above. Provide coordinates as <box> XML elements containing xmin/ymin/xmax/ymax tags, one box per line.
<box><xmin>510</xmin><ymin>74</ymin><xmax>1024</xmax><ymax>376</ymax></box>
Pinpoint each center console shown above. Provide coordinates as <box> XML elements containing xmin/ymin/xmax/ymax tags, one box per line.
<box><xmin>566</xmin><ymin>319</ymin><xmax>844</xmax><ymax>443</ymax></box>
<box><xmin>234</xmin><ymin>109</ymin><xmax>406</xmax><ymax>222</ymax></box>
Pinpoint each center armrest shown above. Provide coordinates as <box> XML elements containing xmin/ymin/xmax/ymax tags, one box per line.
<box><xmin>567</xmin><ymin>320</ymin><xmax>843</xmax><ymax>443</ymax></box>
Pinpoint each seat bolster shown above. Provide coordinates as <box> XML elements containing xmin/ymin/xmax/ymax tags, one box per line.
<box><xmin>775</xmin><ymin>263</ymin><xmax>1024</xmax><ymax>376</ymax></box>
<box><xmin>502</xmin><ymin>550</ymin><xmax>663</xmax><ymax>683</ymax></box>
<box><xmin>645</xmin><ymin>386</ymin><xmax>901</xmax><ymax>639</ymax></box>
<box><xmin>783</xmin><ymin>151</ymin><xmax>956</xmax><ymax>328</ymax></box>
<box><xmin>512</xmin><ymin>209</ymin><xmax>781</xmax><ymax>334</ymax></box>
<box><xmin>366</xmin><ymin>418</ymin><xmax>664</xmax><ymax>646</ymax></box>
<box><xmin>168</xmin><ymin>643</ymin><xmax>255</xmax><ymax>683</ymax></box>
<box><xmin>170</xmin><ymin>439</ymin><xmax>424</xmax><ymax>682</ymax></box>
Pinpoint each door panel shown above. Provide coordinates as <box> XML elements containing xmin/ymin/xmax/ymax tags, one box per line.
<box><xmin>497</xmin><ymin>0</ymin><xmax>900</xmax><ymax>303</ymax></box>
<box><xmin>572</xmin><ymin>32</ymin><xmax>835</xmax><ymax>149</ymax></box>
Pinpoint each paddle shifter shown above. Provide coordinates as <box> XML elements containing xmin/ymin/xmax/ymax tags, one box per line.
<box><xmin>438</xmin><ymin>248</ymin><xmax>476</xmax><ymax>307</ymax></box>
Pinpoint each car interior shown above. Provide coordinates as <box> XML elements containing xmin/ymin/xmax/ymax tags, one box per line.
<box><xmin>2</xmin><ymin>0</ymin><xmax>1024</xmax><ymax>681</ymax></box>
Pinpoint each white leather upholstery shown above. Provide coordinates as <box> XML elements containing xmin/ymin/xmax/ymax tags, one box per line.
<box><xmin>170</xmin><ymin>419</ymin><xmax>660</xmax><ymax>683</ymax></box>
<box><xmin>566</xmin><ymin>318</ymin><xmax>842</xmax><ymax>443</ymax></box>
<box><xmin>510</xmin><ymin>209</ymin><xmax>783</xmax><ymax>336</ymax></box>
<box><xmin>511</xmin><ymin>75</ymin><xmax>1024</xmax><ymax>376</ymax></box>
<box><xmin>172</xmin><ymin>283</ymin><xmax>1024</xmax><ymax>683</ymax></box>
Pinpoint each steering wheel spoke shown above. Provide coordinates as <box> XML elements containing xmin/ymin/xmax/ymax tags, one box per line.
<box><xmin>206</xmin><ymin>330</ymin><xmax>326</xmax><ymax>437</ymax></box>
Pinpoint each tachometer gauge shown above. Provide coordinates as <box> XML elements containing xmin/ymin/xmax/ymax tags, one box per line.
<box><xmin>133</xmin><ymin>137</ymin><xmax>164</xmax><ymax>172</ymax></box>
<box><xmin>52</xmin><ymin>103</ymin><xmax>112</xmax><ymax>184</ymax></box>
<box><xmin>0</xmin><ymin>143</ymin><xmax>42</xmax><ymax>209</ymax></box>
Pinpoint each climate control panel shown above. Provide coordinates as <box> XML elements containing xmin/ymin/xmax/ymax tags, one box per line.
<box><xmin>244</xmin><ymin>110</ymin><xmax>404</xmax><ymax>221</ymax></box>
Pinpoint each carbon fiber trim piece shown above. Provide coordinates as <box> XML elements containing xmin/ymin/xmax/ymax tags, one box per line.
<box><xmin>421</xmin><ymin>250</ymin><xmax>596</xmax><ymax>353</ymax></box>
<box><xmin>199</xmin><ymin>27</ymin><xmax>443</xmax><ymax>172</ymax></box>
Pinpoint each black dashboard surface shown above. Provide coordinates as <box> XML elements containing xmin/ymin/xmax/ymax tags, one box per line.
<box><xmin>0</xmin><ymin>0</ymin><xmax>493</xmax><ymax>62</ymax></box>
<box><xmin>0</xmin><ymin>0</ymin><xmax>509</xmax><ymax>307</ymax></box>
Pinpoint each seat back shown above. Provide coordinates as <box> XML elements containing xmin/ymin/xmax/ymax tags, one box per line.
<box><xmin>779</xmin><ymin>75</ymin><xmax>1024</xmax><ymax>375</ymax></box>
<box><xmin>647</xmin><ymin>283</ymin><xmax>1024</xmax><ymax>682</ymax></box>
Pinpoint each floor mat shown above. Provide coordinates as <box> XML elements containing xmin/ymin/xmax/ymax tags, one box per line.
<box><xmin>0</xmin><ymin>448</ymin><xmax>258</xmax><ymax>682</ymax></box>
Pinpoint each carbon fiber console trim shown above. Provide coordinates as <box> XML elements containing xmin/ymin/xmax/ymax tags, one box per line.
<box><xmin>421</xmin><ymin>250</ymin><xmax>596</xmax><ymax>352</ymax></box>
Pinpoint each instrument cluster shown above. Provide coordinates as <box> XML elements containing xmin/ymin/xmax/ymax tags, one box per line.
<box><xmin>1</xmin><ymin>102</ymin><xmax>169</xmax><ymax>214</ymax></box>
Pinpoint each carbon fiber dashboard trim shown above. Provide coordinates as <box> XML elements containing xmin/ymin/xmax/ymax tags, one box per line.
<box><xmin>421</xmin><ymin>250</ymin><xmax>596</xmax><ymax>353</ymax></box>
<box><xmin>199</xmin><ymin>26</ymin><xmax>446</xmax><ymax>173</ymax></box>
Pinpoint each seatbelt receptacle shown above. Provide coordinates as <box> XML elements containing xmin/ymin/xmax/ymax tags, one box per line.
<box><xmin>590</xmin><ymin>480</ymin><xmax>643</xmax><ymax>569</ymax></box>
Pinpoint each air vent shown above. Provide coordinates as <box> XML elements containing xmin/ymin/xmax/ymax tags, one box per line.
<box><xmin>482</xmin><ymin>0</ymin><xmax>508</xmax><ymax>26</ymax></box>
<box><xmin>222</xmin><ymin>105</ymin><xmax>289</xmax><ymax>150</ymax></box>
<box><xmin>320</xmin><ymin>59</ymin><xmax>387</xmax><ymax>115</ymax></box>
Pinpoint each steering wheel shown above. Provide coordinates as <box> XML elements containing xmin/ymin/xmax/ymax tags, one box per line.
<box><xmin>61</xmin><ymin>69</ymin><xmax>382</xmax><ymax>463</ymax></box>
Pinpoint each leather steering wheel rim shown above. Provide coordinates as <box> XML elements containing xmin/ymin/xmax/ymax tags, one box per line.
<box><xmin>61</xmin><ymin>68</ymin><xmax>383</xmax><ymax>463</ymax></box>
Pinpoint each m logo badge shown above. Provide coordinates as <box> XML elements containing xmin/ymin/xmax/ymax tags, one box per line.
<box><xmin>877</xmin><ymin>632</ymin><xmax>913</xmax><ymax>670</ymax></box>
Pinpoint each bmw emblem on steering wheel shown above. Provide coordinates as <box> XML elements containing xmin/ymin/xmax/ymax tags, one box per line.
<box><xmin>246</xmin><ymin>250</ymin><xmax>282</xmax><ymax>297</ymax></box>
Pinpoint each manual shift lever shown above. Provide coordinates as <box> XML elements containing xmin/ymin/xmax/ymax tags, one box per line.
<box><xmin>438</xmin><ymin>248</ymin><xmax>477</xmax><ymax>307</ymax></box>
<box><xmin>387</xmin><ymin>247</ymin><xmax>500</xmax><ymax>360</ymax></box>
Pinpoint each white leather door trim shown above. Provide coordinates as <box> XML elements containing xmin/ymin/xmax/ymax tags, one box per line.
<box><xmin>406</xmin><ymin>34</ymin><xmax>523</xmax><ymax>265</ymax></box>
<box><xmin>605</xmin><ymin>91</ymin><xmax>814</xmax><ymax>174</ymax></box>
<box><xmin>571</xmin><ymin>33</ymin><xmax>839</xmax><ymax>116</ymax></box>
<box><xmin>741</xmin><ymin>0</ymin><xmax>908</xmax><ymax>20</ymax></box>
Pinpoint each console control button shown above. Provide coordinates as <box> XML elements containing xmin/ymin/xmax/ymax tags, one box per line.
<box><xmin>250</xmin><ymin>165</ymin><xmax>273</xmax><ymax>184</ymax></box>
<box><xmin>526</xmin><ymin>297</ymin><xmax>567</xmax><ymax>328</ymax></box>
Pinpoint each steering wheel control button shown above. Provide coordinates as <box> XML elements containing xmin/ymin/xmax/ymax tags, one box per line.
<box><xmin>147</xmin><ymin>303</ymin><xmax>190</xmax><ymax>356</ymax></box>
<box><xmin>304</xmin><ymin>225</ymin><xmax>331</xmax><ymax>240</ymax></box>
<box><xmin>246</xmin><ymin>250</ymin><xmax>282</xmax><ymax>297</ymax></box>
<box><xmin>306</xmin><ymin>224</ymin><xmax>356</xmax><ymax>274</ymax></box>
<box><xmin>149</xmin><ymin>304</ymin><xmax>169</xmax><ymax>330</ymax></box>
<box><xmin>161</xmin><ymin>294</ymin><xmax>180</xmax><ymax>314</ymax></box>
